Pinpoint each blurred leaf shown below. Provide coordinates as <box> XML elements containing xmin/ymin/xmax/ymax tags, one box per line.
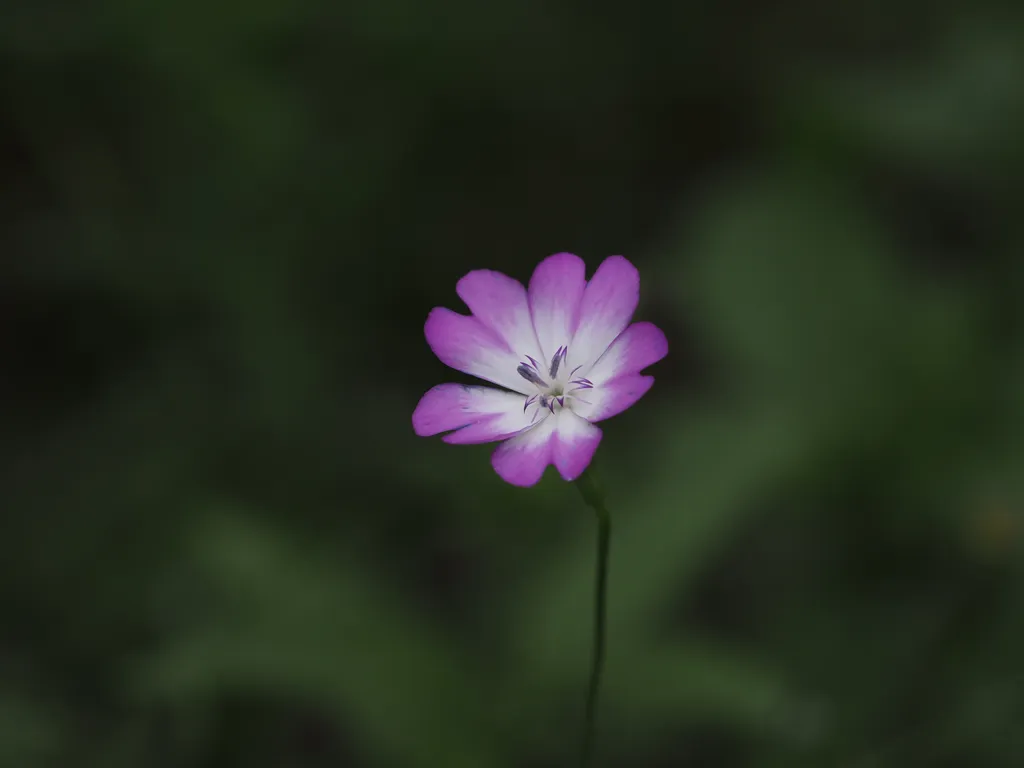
<box><xmin>802</xmin><ymin>22</ymin><xmax>1024</xmax><ymax>178</ymax></box>
<box><xmin>127</xmin><ymin>511</ymin><xmax>510</xmax><ymax>768</ymax></box>
<box><xmin>0</xmin><ymin>693</ymin><xmax>65</xmax><ymax>767</ymax></box>
<box><xmin>604</xmin><ymin>639</ymin><xmax>819</xmax><ymax>742</ymax></box>
<box><xmin>684</xmin><ymin>172</ymin><xmax>902</xmax><ymax>405</ymax></box>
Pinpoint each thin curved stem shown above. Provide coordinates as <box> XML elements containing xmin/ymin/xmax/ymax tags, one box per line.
<box><xmin>575</xmin><ymin>469</ymin><xmax>611</xmax><ymax>768</ymax></box>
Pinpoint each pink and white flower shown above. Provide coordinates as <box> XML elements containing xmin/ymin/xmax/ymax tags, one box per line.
<box><xmin>412</xmin><ymin>253</ymin><xmax>667</xmax><ymax>487</ymax></box>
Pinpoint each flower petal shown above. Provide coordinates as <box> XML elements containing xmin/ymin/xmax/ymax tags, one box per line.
<box><xmin>528</xmin><ymin>252</ymin><xmax>586</xmax><ymax>362</ymax></box>
<box><xmin>553</xmin><ymin>410</ymin><xmax>602</xmax><ymax>481</ymax></box>
<box><xmin>424</xmin><ymin>307</ymin><xmax>531</xmax><ymax>393</ymax></box>
<box><xmin>586</xmin><ymin>321</ymin><xmax>668</xmax><ymax>385</ymax></box>
<box><xmin>570</xmin><ymin>255</ymin><xmax>640</xmax><ymax>369</ymax></box>
<box><xmin>457</xmin><ymin>270</ymin><xmax>543</xmax><ymax>361</ymax></box>
<box><xmin>412</xmin><ymin>383</ymin><xmax>531</xmax><ymax>443</ymax></box>
<box><xmin>443</xmin><ymin>402</ymin><xmax>537</xmax><ymax>444</ymax></box>
<box><xmin>575</xmin><ymin>374</ymin><xmax>655</xmax><ymax>423</ymax></box>
<box><xmin>491</xmin><ymin>416</ymin><xmax>557</xmax><ymax>487</ymax></box>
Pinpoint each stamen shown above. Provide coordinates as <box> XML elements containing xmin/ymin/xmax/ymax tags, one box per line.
<box><xmin>556</xmin><ymin>396</ymin><xmax>565</xmax><ymax>408</ymax></box>
<box><xmin>525</xmin><ymin>355</ymin><xmax>542</xmax><ymax>371</ymax></box>
<box><xmin>517</xmin><ymin>363</ymin><xmax>548</xmax><ymax>387</ymax></box>
<box><xmin>549</xmin><ymin>346</ymin><xmax>567</xmax><ymax>378</ymax></box>
<box><xmin>523</xmin><ymin>394</ymin><xmax>538</xmax><ymax>412</ymax></box>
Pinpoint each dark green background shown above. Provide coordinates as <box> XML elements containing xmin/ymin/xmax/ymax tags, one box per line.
<box><xmin>2</xmin><ymin>2</ymin><xmax>1023</xmax><ymax>766</ymax></box>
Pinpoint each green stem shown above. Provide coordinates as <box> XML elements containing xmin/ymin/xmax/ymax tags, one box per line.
<box><xmin>575</xmin><ymin>468</ymin><xmax>611</xmax><ymax>768</ymax></box>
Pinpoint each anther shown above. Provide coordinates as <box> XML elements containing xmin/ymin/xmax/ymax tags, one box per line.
<box><xmin>517</xmin><ymin>363</ymin><xmax>548</xmax><ymax>387</ymax></box>
<box><xmin>549</xmin><ymin>346</ymin><xmax>567</xmax><ymax>378</ymax></box>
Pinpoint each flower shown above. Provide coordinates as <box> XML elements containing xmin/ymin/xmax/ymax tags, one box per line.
<box><xmin>412</xmin><ymin>253</ymin><xmax>668</xmax><ymax>487</ymax></box>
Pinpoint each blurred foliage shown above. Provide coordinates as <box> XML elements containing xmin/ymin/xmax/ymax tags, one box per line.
<box><xmin>2</xmin><ymin>0</ymin><xmax>1023</xmax><ymax>766</ymax></box>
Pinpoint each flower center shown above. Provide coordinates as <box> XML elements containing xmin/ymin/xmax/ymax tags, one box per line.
<box><xmin>517</xmin><ymin>346</ymin><xmax>594</xmax><ymax>422</ymax></box>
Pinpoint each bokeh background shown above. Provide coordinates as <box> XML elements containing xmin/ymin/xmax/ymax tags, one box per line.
<box><xmin>2</xmin><ymin>1</ymin><xmax>1023</xmax><ymax>766</ymax></box>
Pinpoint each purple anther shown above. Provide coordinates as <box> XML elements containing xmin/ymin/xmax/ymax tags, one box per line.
<box><xmin>525</xmin><ymin>355</ymin><xmax>542</xmax><ymax>371</ymax></box>
<box><xmin>523</xmin><ymin>394</ymin><xmax>538</xmax><ymax>412</ymax></box>
<box><xmin>517</xmin><ymin>363</ymin><xmax>548</xmax><ymax>387</ymax></box>
<box><xmin>549</xmin><ymin>346</ymin><xmax>566</xmax><ymax>378</ymax></box>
